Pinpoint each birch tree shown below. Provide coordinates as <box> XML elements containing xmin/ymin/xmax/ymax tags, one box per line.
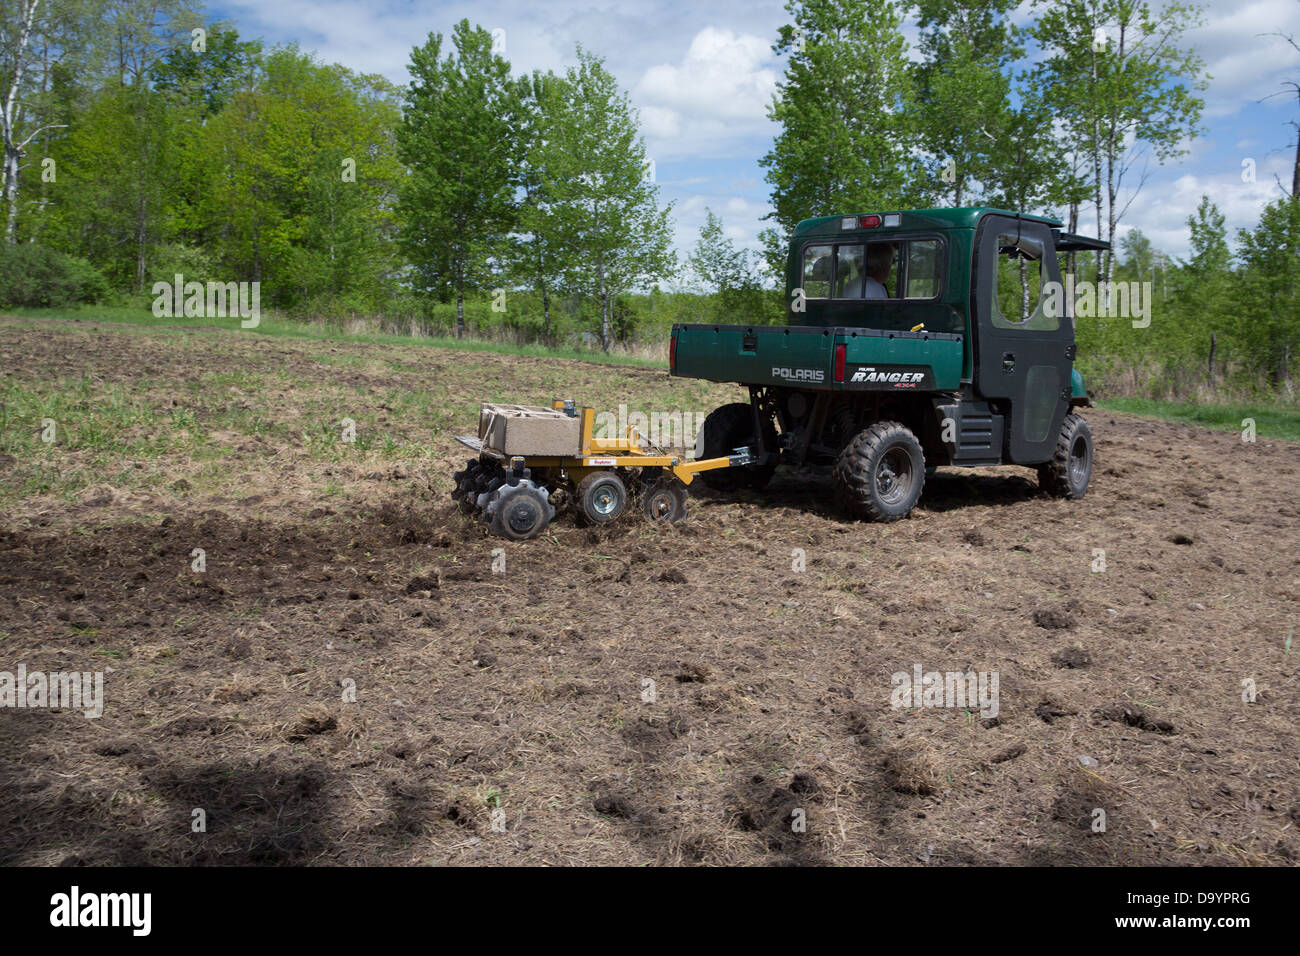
<box><xmin>397</xmin><ymin>21</ymin><xmax>516</xmax><ymax>337</ymax></box>
<box><xmin>2</xmin><ymin>0</ymin><xmax>54</xmax><ymax>243</ymax></box>
<box><xmin>532</xmin><ymin>49</ymin><xmax>674</xmax><ymax>351</ymax></box>
<box><xmin>758</xmin><ymin>0</ymin><xmax>924</xmax><ymax>276</ymax></box>
<box><xmin>1029</xmin><ymin>0</ymin><xmax>1206</xmax><ymax>286</ymax></box>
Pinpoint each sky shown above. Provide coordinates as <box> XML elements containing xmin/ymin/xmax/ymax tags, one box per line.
<box><xmin>209</xmin><ymin>0</ymin><xmax>1300</xmax><ymax>269</ymax></box>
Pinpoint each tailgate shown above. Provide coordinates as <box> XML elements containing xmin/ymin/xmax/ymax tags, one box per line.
<box><xmin>671</xmin><ymin>324</ymin><xmax>964</xmax><ymax>391</ymax></box>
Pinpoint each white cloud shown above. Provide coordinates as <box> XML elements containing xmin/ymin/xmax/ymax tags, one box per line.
<box><xmin>1188</xmin><ymin>0</ymin><xmax>1300</xmax><ymax>119</ymax></box>
<box><xmin>632</xmin><ymin>26</ymin><xmax>778</xmax><ymax>159</ymax></box>
<box><xmin>1117</xmin><ymin>158</ymin><xmax>1290</xmax><ymax>259</ymax></box>
<box><xmin>639</xmin><ymin>105</ymin><xmax>681</xmax><ymax>139</ymax></box>
<box><xmin>635</xmin><ymin>27</ymin><xmax>775</xmax><ymax>120</ymax></box>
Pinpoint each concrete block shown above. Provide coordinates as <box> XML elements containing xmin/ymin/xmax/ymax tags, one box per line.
<box><xmin>479</xmin><ymin>403</ymin><xmax>581</xmax><ymax>457</ymax></box>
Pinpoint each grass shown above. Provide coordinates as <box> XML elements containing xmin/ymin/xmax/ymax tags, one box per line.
<box><xmin>1097</xmin><ymin>397</ymin><xmax>1300</xmax><ymax>443</ymax></box>
<box><xmin>3</xmin><ymin>306</ymin><xmax>1296</xmax><ymax>510</ymax></box>
<box><xmin>0</xmin><ymin>311</ymin><xmax>731</xmax><ymax>507</ymax></box>
<box><xmin>2</xmin><ymin>305</ymin><xmax>668</xmax><ymax>368</ymax></box>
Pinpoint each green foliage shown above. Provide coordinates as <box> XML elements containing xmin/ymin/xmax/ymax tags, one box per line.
<box><xmin>760</xmin><ymin>0</ymin><xmax>926</xmax><ymax>275</ymax></box>
<box><xmin>1071</xmin><ymin>193</ymin><xmax>1299</xmax><ymax>402</ymax></box>
<box><xmin>526</xmin><ymin>49</ymin><xmax>676</xmax><ymax>350</ymax></box>
<box><xmin>43</xmin><ymin>85</ymin><xmax>181</xmax><ymax>291</ymax></box>
<box><xmin>502</xmin><ymin>69</ymin><xmax>571</xmax><ymax>342</ymax></box>
<box><xmin>1237</xmin><ymin>197</ymin><xmax>1300</xmax><ymax>387</ymax></box>
<box><xmin>913</xmin><ymin>0</ymin><xmax>1020</xmax><ymax>206</ymax></box>
<box><xmin>688</xmin><ymin>209</ymin><xmax>777</xmax><ymax>323</ymax></box>
<box><xmin>0</xmin><ymin>243</ymin><xmax>108</xmax><ymax>307</ymax></box>
<box><xmin>150</xmin><ymin>23</ymin><xmax>262</xmax><ymax>116</ymax></box>
<box><xmin>148</xmin><ymin>242</ymin><xmax>220</xmax><ymax>287</ymax></box>
<box><xmin>397</xmin><ymin>21</ymin><xmax>516</xmax><ymax>333</ymax></box>
<box><xmin>194</xmin><ymin>47</ymin><xmax>402</xmax><ymax>307</ymax></box>
<box><xmin>1028</xmin><ymin>0</ymin><xmax>1207</xmax><ymax>278</ymax></box>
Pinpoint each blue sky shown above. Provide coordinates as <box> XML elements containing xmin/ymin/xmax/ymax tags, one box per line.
<box><xmin>210</xmin><ymin>0</ymin><xmax>1299</xmax><ymax>272</ymax></box>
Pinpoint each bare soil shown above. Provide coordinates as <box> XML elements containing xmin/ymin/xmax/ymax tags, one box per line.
<box><xmin>1</xmin><ymin>316</ymin><xmax>1297</xmax><ymax>866</ymax></box>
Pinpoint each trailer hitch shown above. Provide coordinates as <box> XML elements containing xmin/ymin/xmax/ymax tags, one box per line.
<box><xmin>728</xmin><ymin>445</ymin><xmax>756</xmax><ymax>467</ymax></box>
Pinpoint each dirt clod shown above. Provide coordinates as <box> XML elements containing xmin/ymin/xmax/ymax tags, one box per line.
<box><xmin>990</xmin><ymin>743</ymin><xmax>1027</xmax><ymax>764</ymax></box>
<box><xmin>593</xmin><ymin>795</ymin><xmax>635</xmax><ymax>819</ymax></box>
<box><xmin>1096</xmin><ymin>704</ymin><xmax>1177</xmax><ymax>735</ymax></box>
<box><xmin>675</xmin><ymin>661</ymin><xmax>711</xmax><ymax>683</ymax></box>
<box><xmin>882</xmin><ymin>741</ymin><xmax>944</xmax><ymax>795</ymax></box>
<box><xmin>1051</xmin><ymin>647</ymin><xmax>1092</xmax><ymax>669</ymax></box>
<box><xmin>1033</xmin><ymin>608</ymin><xmax>1077</xmax><ymax>630</ymax></box>
<box><xmin>284</xmin><ymin>706</ymin><xmax>338</xmax><ymax>741</ymax></box>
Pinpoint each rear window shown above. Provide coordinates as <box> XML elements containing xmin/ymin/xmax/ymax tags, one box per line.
<box><xmin>801</xmin><ymin>244</ymin><xmax>833</xmax><ymax>299</ymax></box>
<box><xmin>800</xmin><ymin>237</ymin><xmax>944</xmax><ymax>301</ymax></box>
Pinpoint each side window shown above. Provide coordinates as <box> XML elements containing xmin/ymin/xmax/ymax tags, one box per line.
<box><xmin>992</xmin><ymin>234</ymin><xmax>1056</xmax><ymax>330</ymax></box>
<box><xmin>905</xmin><ymin>240</ymin><xmax>941</xmax><ymax>298</ymax></box>
<box><xmin>802</xmin><ymin>244</ymin><xmax>832</xmax><ymax>299</ymax></box>
<box><xmin>835</xmin><ymin>244</ymin><xmax>864</xmax><ymax>297</ymax></box>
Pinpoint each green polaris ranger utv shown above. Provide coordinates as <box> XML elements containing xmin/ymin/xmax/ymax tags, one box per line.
<box><xmin>670</xmin><ymin>207</ymin><xmax>1106</xmax><ymax>521</ymax></box>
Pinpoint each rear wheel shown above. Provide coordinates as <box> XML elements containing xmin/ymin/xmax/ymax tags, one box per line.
<box><xmin>642</xmin><ymin>477</ymin><xmax>689</xmax><ymax>523</ymax></box>
<box><xmin>698</xmin><ymin>402</ymin><xmax>777</xmax><ymax>492</ymax></box>
<box><xmin>1038</xmin><ymin>413</ymin><xmax>1093</xmax><ymax>498</ymax></box>
<box><xmin>576</xmin><ymin>471</ymin><xmax>629</xmax><ymax>525</ymax></box>
<box><xmin>833</xmin><ymin>421</ymin><xmax>926</xmax><ymax>522</ymax></box>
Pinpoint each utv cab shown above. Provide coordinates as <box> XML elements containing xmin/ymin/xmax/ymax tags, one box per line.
<box><xmin>670</xmin><ymin>207</ymin><xmax>1105</xmax><ymax>521</ymax></box>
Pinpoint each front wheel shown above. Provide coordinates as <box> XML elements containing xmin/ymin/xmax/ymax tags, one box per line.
<box><xmin>1038</xmin><ymin>413</ymin><xmax>1093</xmax><ymax>499</ymax></box>
<box><xmin>833</xmin><ymin>421</ymin><xmax>926</xmax><ymax>522</ymax></box>
<box><xmin>576</xmin><ymin>471</ymin><xmax>629</xmax><ymax>525</ymax></box>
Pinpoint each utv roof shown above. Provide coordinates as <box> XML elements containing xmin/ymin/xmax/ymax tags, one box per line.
<box><xmin>793</xmin><ymin>207</ymin><xmax>1110</xmax><ymax>250</ymax></box>
<box><xmin>793</xmin><ymin>207</ymin><xmax>1064</xmax><ymax>236</ymax></box>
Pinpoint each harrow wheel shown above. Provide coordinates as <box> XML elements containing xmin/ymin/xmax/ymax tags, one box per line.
<box><xmin>452</xmin><ymin>459</ymin><xmax>484</xmax><ymax>514</ymax></box>
<box><xmin>473</xmin><ymin>464</ymin><xmax>505</xmax><ymax>515</ymax></box>
<box><xmin>642</xmin><ymin>477</ymin><xmax>688</xmax><ymax>523</ymax></box>
<box><xmin>485</xmin><ymin>479</ymin><xmax>555</xmax><ymax>541</ymax></box>
<box><xmin>575</xmin><ymin>471</ymin><xmax>628</xmax><ymax>525</ymax></box>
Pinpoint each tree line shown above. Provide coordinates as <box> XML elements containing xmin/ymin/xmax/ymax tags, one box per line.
<box><xmin>1</xmin><ymin>0</ymin><xmax>1296</xmax><ymax>395</ymax></box>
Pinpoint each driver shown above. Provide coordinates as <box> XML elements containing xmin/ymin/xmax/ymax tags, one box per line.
<box><xmin>864</xmin><ymin>243</ymin><xmax>896</xmax><ymax>299</ymax></box>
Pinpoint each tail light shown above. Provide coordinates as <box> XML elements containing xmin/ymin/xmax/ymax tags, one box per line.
<box><xmin>833</xmin><ymin>343</ymin><xmax>846</xmax><ymax>383</ymax></box>
<box><xmin>669</xmin><ymin>333</ymin><xmax>677</xmax><ymax>373</ymax></box>
<box><xmin>859</xmin><ymin>215</ymin><xmax>881</xmax><ymax>228</ymax></box>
